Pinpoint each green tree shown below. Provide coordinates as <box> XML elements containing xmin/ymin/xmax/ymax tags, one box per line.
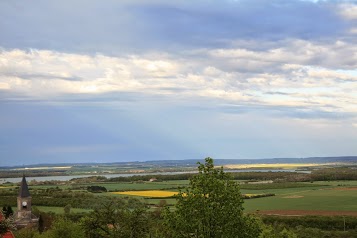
<box><xmin>0</xmin><ymin>210</ymin><xmax>15</xmax><ymax>237</ymax></box>
<box><xmin>259</xmin><ymin>225</ymin><xmax>297</xmax><ymax>238</ymax></box>
<box><xmin>164</xmin><ymin>157</ymin><xmax>262</xmax><ymax>238</ymax></box>
<box><xmin>44</xmin><ymin>218</ymin><xmax>85</xmax><ymax>238</ymax></box>
<box><xmin>64</xmin><ymin>204</ymin><xmax>71</xmax><ymax>215</ymax></box>
<box><xmin>5</xmin><ymin>206</ymin><xmax>13</xmax><ymax>218</ymax></box>
<box><xmin>13</xmin><ymin>228</ymin><xmax>38</xmax><ymax>238</ymax></box>
<box><xmin>1</xmin><ymin>206</ymin><xmax>13</xmax><ymax>219</ymax></box>
<box><xmin>81</xmin><ymin>200</ymin><xmax>150</xmax><ymax>238</ymax></box>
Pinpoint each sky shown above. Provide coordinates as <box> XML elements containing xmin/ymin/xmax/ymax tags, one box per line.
<box><xmin>0</xmin><ymin>0</ymin><xmax>357</xmax><ymax>166</ymax></box>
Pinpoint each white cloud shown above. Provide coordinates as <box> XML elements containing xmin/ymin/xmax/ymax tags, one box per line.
<box><xmin>209</xmin><ymin>39</ymin><xmax>357</xmax><ymax>70</ymax></box>
<box><xmin>0</xmin><ymin>40</ymin><xmax>356</xmax><ymax>120</ymax></box>
<box><xmin>338</xmin><ymin>3</ymin><xmax>357</xmax><ymax>20</ymax></box>
<box><xmin>349</xmin><ymin>28</ymin><xmax>357</xmax><ymax>34</ymax></box>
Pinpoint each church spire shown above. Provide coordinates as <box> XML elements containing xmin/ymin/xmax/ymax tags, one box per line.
<box><xmin>18</xmin><ymin>174</ymin><xmax>30</xmax><ymax>198</ymax></box>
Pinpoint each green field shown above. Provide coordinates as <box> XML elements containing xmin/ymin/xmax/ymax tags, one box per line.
<box><xmin>89</xmin><ymin>182</ymin><xmax>186</xmax><ymax>191</ymax></box>
<box><xmin>83</xmin><ymin>180</ymin><xmax>357</xmax><ymax>213</ymax></box>
<box><xmin>244</xmin><ymin>187</ymin><xmax>357</xmax><ymax>212</ymax></box>
<box><xmin>31</xmin><ymin>181</ymin><xmax>187</xmax><ymax>192</ymax></box>
<box><xmin>4</xmin><ymin>180</ymin><xmax>357</xmax><ymax>215</ymax></box>
<box><xmin>100</xmin><ymin>180</ymin><xmax>357</xmax><ymax>212</ymax></box>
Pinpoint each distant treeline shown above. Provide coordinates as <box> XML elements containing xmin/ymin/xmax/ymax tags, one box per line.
<box><xmin>0</xmin><ymin>170</ymin><xmax>69</xmax><ymax>178</ymax></box>
<box><xmin>2</xmin><ymin>167</ymin><xmax>357</xmax><ymax>182</ymax></box>
<box><xmin>108</xmin><ymin>173</ymin><xmax>195</xmax><ymax>182</ymax></box>
<box><xmin>0</xmin><ymin>188</ymin><xmax>142</xmax><ymax>209</ymax></box>
<box><xmin>69</xmin><ymin>168</ymin><xmax>357</xmax><ymax>183</ymax></box>
<box><xmin>262</xmin><ymin>215</ymin><xmax>357</xmax><ymax>238</ymax></box>
<box><xmin>262</xmin><ymin>215</ymin><xmax>357</xmax><ymax>231</ymax></box>
<box><xmin>104</xmin><ymin>172</ymin><xmax>303</xmax><ymax>182</ymax></box>
<box><xmin>310</xmin><ymin>168</ymin><xmax>357</xmax><ymax>181</ymax></box>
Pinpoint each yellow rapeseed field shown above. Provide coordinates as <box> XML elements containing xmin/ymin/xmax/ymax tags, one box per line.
<box><xmin>0</xmin><ymin>186</ymin><xmax>15</xmax><ymax>189</ymax></box>
<box><xmin>244</xmin><ymin>194</ymin><xmax>257</xmax><ymax>197</ymax></box>
<box><xmin>111</xmin><ymin>190</ymin><xmax>178</xmax><ymax>197</ymax></box>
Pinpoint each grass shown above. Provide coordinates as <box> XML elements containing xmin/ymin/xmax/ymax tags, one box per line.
<box><xmin>15</xmin><ymin>180</ymin><xmax>357</xmax><ymax>214</ymax></box>
<box><xmin>239</xmin><ymin>182</ymin><xmax>326</xmax><ymax>190</ymax></box>
<box><xmin>77</xmin><ymin>182</ymin><xmax>186</xmax><ymax>191</ymax></box>
<box><xmin>243</xmin><ymin>185</ymin><xmax>357</xmax><ymax>212</ymax></box>
<box><xmin>309</xmin><ymin>181</ymin><xmax>357</xmax><ymax>186</ymax></box>
<box><xmin>153</xmin><ymin>180</ymin><xmax>190</xmax><ymax>185</ymax></box>
<box><xmin>111</xmin><ymin>190</ymin><xmax>178</xmax><ymax>197</ymax></box>
<box><xmin>30</xmin><ymin>181</ymin><xmax>188</xmax><ymax>191</ymax></box>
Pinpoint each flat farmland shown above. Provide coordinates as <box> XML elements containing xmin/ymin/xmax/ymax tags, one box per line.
<box><xmin>87</xmin><ymin>182</ymin><xmax>185</xmax><ymax>191</ymax></box>
<box><xmin>92</xmin><ymin>181</ymin><xmax>357</xmax><ymax>213</ymax></box>
<box><xmin>243</xmin><ymin>183</ymin><xmax>357</xmax><ymax>215</ymax></box>
<box><xmin>31</xmin><ymin>181</ymin><xmax>188</xmax><ymax>191</ymax></box>
<box><xmin>5</xmin><ymin>179</ymin><xmax>357</xmax><ymax>216</ymax></box>
<box><xmin>111</xmin><ymin>190</ymin><xmax>178</xmax><ymax>197</ymax></box>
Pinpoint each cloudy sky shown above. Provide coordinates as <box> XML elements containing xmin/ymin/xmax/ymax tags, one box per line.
<box><xmin>0</xmin><ymin>0</ymin><xmax>356</xmax><ymax>166</ymax></box>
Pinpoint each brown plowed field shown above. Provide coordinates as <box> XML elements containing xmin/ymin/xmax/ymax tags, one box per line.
<box><xmin>257</xmin><ymin>210</ymin><xmax>357</xmax><ymax>217</ymax></box>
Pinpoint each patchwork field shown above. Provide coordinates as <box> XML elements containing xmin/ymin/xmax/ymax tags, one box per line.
<box><xmin>97</xmin><ymin>180</ymin><xmax>357</xmax><ymax>214</ymax></box>
<box><xmin>3</xmin><ymin>177</ymin><xmax>357</xmax><ymax>216</ymax></box>
<box><xmin>111</xmin><ymin>190</ymin><xmax>178</xmax><ymax>197</ymax></box>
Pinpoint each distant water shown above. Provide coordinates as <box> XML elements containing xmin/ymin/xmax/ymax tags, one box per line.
<box><xmin>0</xmin><ymin>169</ymin><xmax>310</xmax><ymax>184</ymax></box>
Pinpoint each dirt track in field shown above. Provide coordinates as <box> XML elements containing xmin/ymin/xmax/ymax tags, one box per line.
<box><xmin>257</xmin><ymin>210</ymin><xmax>357</xmax><ymax>217</ymax></box>
<box><xmin>332</xmin><ymin>187</ymin><xmax>357</xmax><ymax>191</ymax></box>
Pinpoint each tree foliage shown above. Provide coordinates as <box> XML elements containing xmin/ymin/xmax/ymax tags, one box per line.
<box><xmin>164</xmin><ymin>157</ymin><xmax>262</xmax><ymax>238</ymax></box>
<box><xmin>81</xmin><ymin>200</ymin><xmax>150</xmax><ymax>238</ymax></box>
<box><xmin>2</xmin><ymin>206</ymin><xmax>13</xmax><ymax>219</ymax></box>
<box><xmin>259</xmin><ymin>225</ymin><xmax>297</xmax><ymax>238</ymax></box>
<box><xmin>14</xmin><ymin>218</ymin><xmax>84</xmax><ymax>238</ymax></box>
<box><xmin>0</xmin><ymin>210</ymin><xmax>15</xmax><ymax>237</ymax></box>
<box><xmin>44</xmin><ymin>218</ymin><xmax>85</xmax><ymax>238</ymax></box>
<box><xmin>87</xmin><ymin>186</ymin><xmax>107</xmax><ymax>193</ymax></box>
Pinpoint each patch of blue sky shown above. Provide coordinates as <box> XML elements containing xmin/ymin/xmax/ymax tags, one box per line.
<box><xmin>336</xmin><ymin>69</ymin><xmax>357</xmax><ymax>77</ymax></box>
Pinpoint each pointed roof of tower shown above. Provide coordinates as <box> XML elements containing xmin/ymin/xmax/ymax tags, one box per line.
<box><xmin>18</xmin><ymin>174</ymin><xmax>30</xmax><ymax>197</ymax></box>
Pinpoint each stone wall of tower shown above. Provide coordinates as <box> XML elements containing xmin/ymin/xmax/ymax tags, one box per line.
<box><xmin>16</xmin><ymin>196</ymin><xmax>32</xmax><ymax>219</ymax></box>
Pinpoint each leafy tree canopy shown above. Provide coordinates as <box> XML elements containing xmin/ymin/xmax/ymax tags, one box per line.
<box><xmin>164</xmin><ymin>157</ymin><xmax>262</xmax><ymax>238</ymax></box>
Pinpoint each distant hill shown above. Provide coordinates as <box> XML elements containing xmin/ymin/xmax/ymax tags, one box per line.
<box><xmin>1</xmin><ymin>156</ymin><xmax>356</xmax><ymax>169</ymax></box>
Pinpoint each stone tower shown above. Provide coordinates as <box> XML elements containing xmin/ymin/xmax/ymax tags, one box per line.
<box><xmin>14</xmin><ymin>175</ymin><xmax>39</xmax><ymax>228</ymax></box>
